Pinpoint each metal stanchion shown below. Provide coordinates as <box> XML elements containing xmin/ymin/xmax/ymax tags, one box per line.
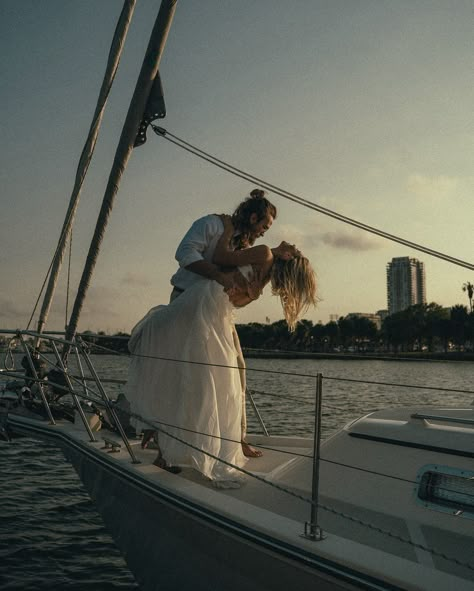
<box><xmin>302</xmin><ymin>372</ymin><xmax>325</xmax><ymax>541</ymax></box>
<box><xmin>50</xmin><ymin>340</ymin><xmax>98</xmax><ymax>442</ymax></box>
<box><xmin>77</xmin><ymin>339</ymin><xmax>140</xmax><ymax>464</ymax></box>
<box><xmin>247</xmin><ymin>388</ymin><xmax>269</xmax><ymax>436</ymax></box>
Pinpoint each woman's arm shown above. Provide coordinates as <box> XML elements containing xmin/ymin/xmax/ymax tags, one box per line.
<box><xmin>213</xmin><ymin>216</ymin><xmax>273</xmax><ymax>267</ymax></box>
<box><xmin>223</xmin><ymin>263</ymin><xmax>272</xmax><ymax>308</ymax></box>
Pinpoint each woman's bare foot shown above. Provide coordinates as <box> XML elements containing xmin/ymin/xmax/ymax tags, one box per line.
<box><xmin>241</xmin><ymin>440</ymin><xmax>263</xmax><ymax>458</ymax></box>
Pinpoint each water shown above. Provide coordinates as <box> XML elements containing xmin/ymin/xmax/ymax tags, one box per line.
<box><xmin>0</xmin><ymin>438</ymin><xmax>139</xmax><ymax>591</ymax></box>
<box><xmin>1</xmin><ymin>356</ymin><xmax>473</xmax><ymax>590</ymax></box>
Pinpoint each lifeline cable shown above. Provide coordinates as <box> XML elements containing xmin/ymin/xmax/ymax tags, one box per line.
<box><xmin>6</xmin><ymin>365</ymin><xmax>473</xmax><ymax>504</ymax></box>
<box><xmin>86</xmin><ymin>339</ymin><xmax>474</xmax><ymax>396</ymax></box>
<box><xmin>8</xmin><ymin>334</ymin><xmax>474</xmax><ymax>567</ymax></box>
<box><xmin>129</xmin><ymin>411</ymin><xmax>474</xmax><ymax>572</ymax></box>
<box><xmin>152</xmin><ymin>126</ymin><xmax>474</xmax><ymax>271</ymax></box>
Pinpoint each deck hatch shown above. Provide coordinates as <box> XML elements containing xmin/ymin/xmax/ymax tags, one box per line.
<box><xmin>416</xmin><ymin>465</ymin><xmax>474</xmax><ymax>519</ymax></box>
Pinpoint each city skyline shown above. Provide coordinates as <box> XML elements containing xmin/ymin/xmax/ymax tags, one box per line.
<box><xmin>1</xmin><ymin>2</ymin><xmax>473</xmax><ymax>333</ymax></box>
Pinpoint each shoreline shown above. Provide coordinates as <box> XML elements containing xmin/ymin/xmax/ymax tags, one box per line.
<box><xmin>1</xmin><ymin>348</ymin><xmax>472</xmax><ymax>363</ymax></box>
<box><xmin>243</xmin><ymin>349</ymin><xmax>474</xmax><ymax>362</ymax></box>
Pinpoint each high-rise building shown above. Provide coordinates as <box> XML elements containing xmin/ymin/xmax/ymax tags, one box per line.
<box><xmin>386</xmin><ymin>257</ymin><xmax>426</xmax><ymax>315</ymax></box>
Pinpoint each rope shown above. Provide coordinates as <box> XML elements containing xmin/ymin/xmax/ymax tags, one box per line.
<box><xmin>3</xmin><ymin>338</ymin><xmax>18</xmax><ymax>371</ymax></box>
<box><xmin>151</xmin><ymin>126</ymin><xmax>474</xmax><ymax>272</ymax></box>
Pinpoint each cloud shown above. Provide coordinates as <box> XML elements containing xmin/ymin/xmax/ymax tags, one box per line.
<box><xmin>321</xmin><ymin>231</ymin><xmax>382</xmax><ymax>251</ymax></box>
<box><xmin>275</xmin><ymin>223</ymin><xmax>382</xmax><ymax>252</ymax></box>
<box><xmin>407</xmin><ymin>174</ymin><xmax>459</xmax><ymax>200</ymax></box>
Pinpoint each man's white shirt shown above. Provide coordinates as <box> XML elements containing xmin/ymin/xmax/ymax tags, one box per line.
<box><xmin>170</xmin><ymin>214</ymin><xmax>225</xmax><ymax>291</ymax></box>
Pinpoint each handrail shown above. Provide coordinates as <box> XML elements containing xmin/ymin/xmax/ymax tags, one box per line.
<box><xmin>50</xmin><ymin>335</ymin><xmax>474</xmax><ymax>396</ymax></box>
<box><xmin>0</xmin><ymin>330</ymin><xmax>139</xmax><ymax>464</ymax></box>
<box><xmin>76</xmin><ymin>337</ymin><xmax>140</xmax><ymax>464</ymax></box>
<box><xmin>49</xmin><ymin>339</ymin><xmax>98</xmax><ymax>443</ymax></box>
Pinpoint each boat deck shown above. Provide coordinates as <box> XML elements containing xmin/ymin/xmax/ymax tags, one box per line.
<box><xmin>7</xmin><ymin>409</ymin><xmax>474</xmax><ymax>590</ymax></box>
<box><xmin>107</xmin><ymin>425</ymin><xmax>474</xmax><ymax>579</ymax></box>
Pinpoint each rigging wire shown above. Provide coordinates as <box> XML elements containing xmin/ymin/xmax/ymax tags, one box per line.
<box><xmin>4</xmin><ymin>363</ymin><xmax>472</xmax><ymax>504</ymax></box>
<box><xmin>86</xmin><ymin>340</ymin><xmax>474</xmax><ymax>396</ymax></box>
<box><xmin>152</xmin><ymin>126</ymin><xmax>474</xmax><ymax>272</ymax></box>
<box><xmin>131</xmin><ymin>406</ymin><xmax>474</xmax><ymax>503</ymax></box>
<box><xmin>65</xmin><ymin>228</ymin><xmax>73</xmax><ymax>330</ymax></box>
<box><xmin>26</xmin><ymin>0</ymin><xmax>138</xmax><ymax>330</ymax></box>
<box><xmin>127</xmin><ymin>409</ymin><xmax>474</xmax><ymax>501</ymax></box>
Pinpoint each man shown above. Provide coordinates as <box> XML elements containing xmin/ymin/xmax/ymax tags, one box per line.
<box><xmin>169</xmin><ymin>188</ymin><xmax>276</xmax><ymax>303</ymax></box>
<box><xmin>143</xmin><ymin>189</ymin><xmax>277</xmax><ymax>458</ymax></box>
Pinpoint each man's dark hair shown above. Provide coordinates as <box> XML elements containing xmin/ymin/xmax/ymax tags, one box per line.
<box><xmin>231</xmin><ymin>189</ymin><xmax>277</xmax><ymax>246</ymax></box>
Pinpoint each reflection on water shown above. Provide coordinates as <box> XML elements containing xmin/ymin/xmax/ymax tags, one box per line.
<box><xmin>1</xmin><ymin>355</ymin><xmax>473</xmax><ymax>589</ymax></box>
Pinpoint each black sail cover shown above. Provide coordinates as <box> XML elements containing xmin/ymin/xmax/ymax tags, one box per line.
<box><xmin>134</xmin><ymin>71</ymin><xmax>166</xmax><ymax>147</ymax></box>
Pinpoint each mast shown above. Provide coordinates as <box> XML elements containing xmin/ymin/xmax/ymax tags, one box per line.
<box><xmin>34</xmin><ymin>0</ymin><xmax>137</xmax><ymax>343</ymax></box>
<box><xmin>64</xmin><ymin>0</ymin><xmax>178</xmax><ymax>354</ymax></box>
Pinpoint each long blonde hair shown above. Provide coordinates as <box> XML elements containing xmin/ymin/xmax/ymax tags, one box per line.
<box><xmin>270</xmin><ymin>256</ymin><xmax>317</xmax><ymax>331</ymax></box>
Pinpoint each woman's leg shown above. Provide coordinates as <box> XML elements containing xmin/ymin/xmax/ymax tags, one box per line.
<box><xmin>232</xmin><ymin>325</ymin><xmax>262</xmax><ymax>458</ymax></box>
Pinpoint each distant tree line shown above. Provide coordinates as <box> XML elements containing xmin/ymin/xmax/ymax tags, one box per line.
<box><xmin>57</xmin><ymin>302</ymin><xmax>474</xmax><ymax>354</ymax></box>
<box><xmin>236</xmin><ymin>303</ymin><xmax>474</xmax><ymax>354</ymax></box>
<box><xmin>80</xmin><ymin>331</ymin><xmax>130</xmax><ymax>354</ymax></box>
<box><xmin>2</xmin><ymin>303</ymin><xmax>471</xmax><ymax>357</ymax></box>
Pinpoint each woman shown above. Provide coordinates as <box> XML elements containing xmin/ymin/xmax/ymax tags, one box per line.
<box><xmin>215</xmin><ymin>215</ymin><xmax>317</xmax><ymax>330</ymax></box>
<box><xmin>125</xmin><ymin>219</ymin><xmax>317</xmax><ymax>488</ymax></box>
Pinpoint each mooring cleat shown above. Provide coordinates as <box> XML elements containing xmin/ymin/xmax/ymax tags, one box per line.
<box><xmin>101</xmin><ymin>437</ymin><xmax>122</xmax><ymax>453</ymax></box>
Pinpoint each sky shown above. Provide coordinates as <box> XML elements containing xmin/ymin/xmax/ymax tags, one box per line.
<box><xmin>1</xmin><ymin>0</ymin><xmax>473</xmax><ymax>334</ymax></box>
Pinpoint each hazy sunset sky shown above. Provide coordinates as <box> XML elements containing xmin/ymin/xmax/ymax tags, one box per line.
<box><xmin>1</xmin><ymin>0</ymin><xmax>473</xmax><ymax>333</ymax></box>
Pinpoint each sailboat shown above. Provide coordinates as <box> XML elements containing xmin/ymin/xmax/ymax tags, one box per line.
<box><xmin>1</xmin><ymin>2</ymin><xmax>473</xmax><ymax>590</ymax></box>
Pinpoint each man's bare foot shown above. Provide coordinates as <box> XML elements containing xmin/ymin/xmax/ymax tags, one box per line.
<box><xmin>241</xmin><ymin>440</ymin><xmax>263</xmax><ymax>458</ymax></box>
<box><xmin>153</xmin><ymin>452</ymin><xmax>182</xmax><ymax>474</ymax></box>
<box><xmin>141</xmin><ymin>429</ymin><xmax>157</xmax><ymax>449</ymax></box>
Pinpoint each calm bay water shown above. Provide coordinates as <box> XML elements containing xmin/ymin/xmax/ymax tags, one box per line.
<box><xmin>1</xmin><ymin>356</ymin><xmax>473</xmax><ymax>590</ymax></box>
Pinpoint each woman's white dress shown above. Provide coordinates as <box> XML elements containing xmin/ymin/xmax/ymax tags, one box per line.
<box><xmin>125</xmin><ymin>272</ymin><xmax>250</xmax><ymax>485</ymax></box>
